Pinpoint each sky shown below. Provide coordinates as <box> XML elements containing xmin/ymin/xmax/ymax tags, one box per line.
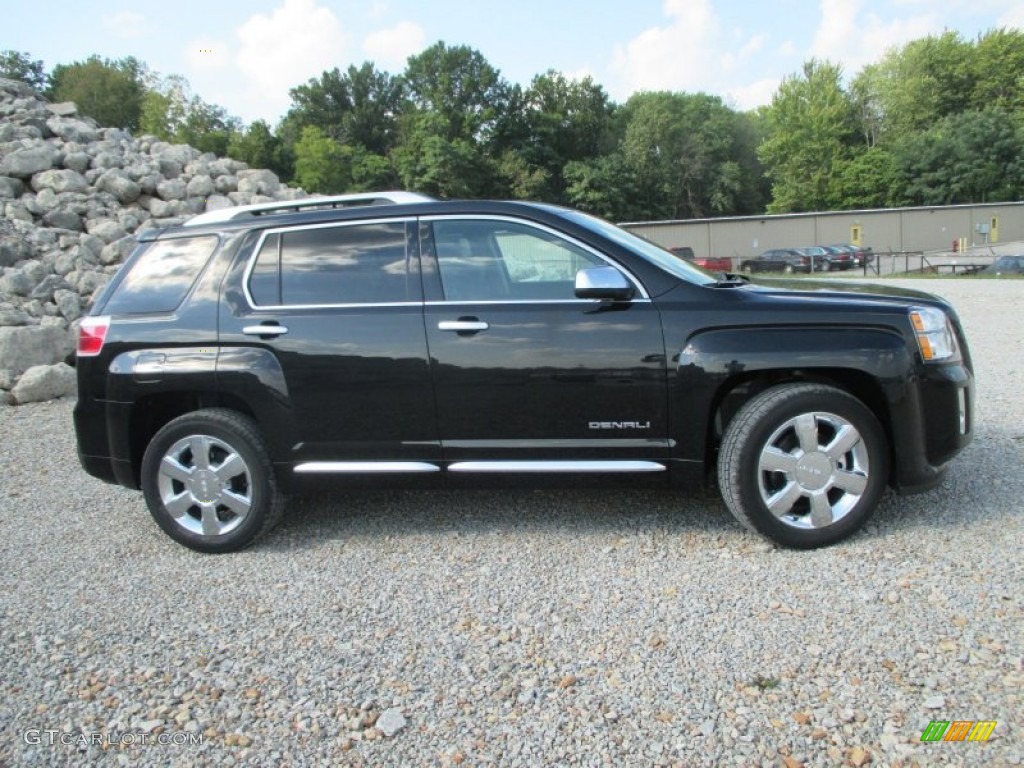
<box><xmin>4</xmin><ymin>0</ymin><xmax>1023</xmax><ymax>126</ymax></box>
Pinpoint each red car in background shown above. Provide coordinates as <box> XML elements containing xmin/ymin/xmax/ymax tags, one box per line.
<box><xmin>669</xmin><ymin>247</ymin><xmax>733</xmax><ymax>273</ymax></box>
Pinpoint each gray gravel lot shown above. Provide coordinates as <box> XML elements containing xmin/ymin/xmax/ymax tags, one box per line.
<box><xmin>0</xmin><ymin>279</ymin><xmax>1021</xmax><ymax>767</ymax></box>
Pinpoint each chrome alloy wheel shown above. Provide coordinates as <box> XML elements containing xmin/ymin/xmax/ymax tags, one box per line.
<box><xmin>756</xmin><ymin>411</ymin><xmax>869</xmax><ymax>530</ymax></box>
<box><xmin>156</xmin><ymin>434</ymin><xmax>252</xmax><ymax>537</ymax></box>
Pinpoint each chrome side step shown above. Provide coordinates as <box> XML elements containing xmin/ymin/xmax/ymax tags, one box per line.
<box><xmin>294</xmin><ymin>462</ymin><xmax>441</xmax><ymax>474</ymax></box>
<box><xmin>294</xmin><ymin>460</ymin><xmax>666</xmax><ymax>474</ymax></box>
<box><xmin>447</xmin><ymin>461</ymin><xmax>665</xmax><ymax>473</ymax></box>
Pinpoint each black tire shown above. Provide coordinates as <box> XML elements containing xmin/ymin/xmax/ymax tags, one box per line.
<box><xmin>141</xmin><ymin>408</ymin><xmax>286</xmax><ymax>553</ymax></box>
<box><xmin>740</xmin><ymin>262</ymin><xmax>753</xmax><ymax>273</ymax></box>
<box><xmin>783</xmin><ymin>264</ymin><xmax>794</xmax><ymax>274</ymax></box>
<box><xmin>717</xmin><ymin>383</ymin><xmax>888</xmax><ymax>549</ymax></box>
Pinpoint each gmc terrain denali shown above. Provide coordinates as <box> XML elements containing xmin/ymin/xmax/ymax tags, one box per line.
<box><xmin>73</xmin><ymin>193</ymin><xmax>974</xmax><ymax>553</ymax></box>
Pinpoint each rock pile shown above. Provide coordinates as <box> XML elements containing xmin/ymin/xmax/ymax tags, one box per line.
<box><xmin>0</xmin><ymin>77</ymin><xmax>306</xmax><ymax>404</ymax></box>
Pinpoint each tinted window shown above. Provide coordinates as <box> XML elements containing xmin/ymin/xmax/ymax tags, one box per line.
<box><xmin>105</xmin><ymin>236</ymin><xmax>216</xmax><ymax>314</ymax></box>
<box><xmin>249</xmin><ymin>222</ymin><xmax>413</xmax><ymax>306</ymax></box>
<box><xmin>433</xmin><ymin>219</ymin><xmax>603</xmax><ymax>301</ymax></box>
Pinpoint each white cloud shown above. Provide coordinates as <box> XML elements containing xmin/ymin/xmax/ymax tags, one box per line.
<box><xmin>186</xmin><ymin>39</ymin><xmax>230</xmax><ymax>72</ymax></box>
<box><xmin>362</xmin><ymin>21</ymin><xmax>426</xmax><ymax>71</ymax></box>
<box><xmin>997</xmin><ymin>2</ymin><xmax>1024</xmax><ymax>27</ymax></box>
<box><xmin>778</xmin><ymin>40</ymin><xmax>798</xmax><ymax>57</ymax></box>
<box><xmin>235</xmin><ymin>0</ymin><xmax>349</xmax><ymax>119</ymax></box>
<box><xmin>724</xmin><ymin>78</ymin><xmax>781</xmax><ymax>110</ymax></box>
<box><xmin>610</xmin><ymin>0</ymin><xmax>721</xmax><ymax>95</ymax></box>
<box><xmin>102</xmin><ymin>11</ymin><xmax>146</xmax><ymax>39</ymax></box>
<box><xmin>367</xmin><ymin>0</ymin><xmax>389</xmax><ymax>21</ymax></box>
<box><xmin>810</xmin><ymin>0</ymin><xmax>939</xmax><ymax>75</ymax></box>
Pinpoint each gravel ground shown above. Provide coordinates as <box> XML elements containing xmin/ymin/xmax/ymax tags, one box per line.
<box><xmin>0</xmin><ymin>279</ymin><xmax>1021</xmax><ymax>767</ymax></box>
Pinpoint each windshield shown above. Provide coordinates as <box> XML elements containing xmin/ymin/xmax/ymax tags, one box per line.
<box><xmin>557</xmin><ymin>209</ymin><xmax>718</xmax><ymax>286</ymax></box>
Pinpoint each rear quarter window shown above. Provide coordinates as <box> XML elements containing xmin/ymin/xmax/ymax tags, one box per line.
<box><xmin>104</xmin><ymin>236</ymin><xmax>218</xmax><ymax>314</ymax></box>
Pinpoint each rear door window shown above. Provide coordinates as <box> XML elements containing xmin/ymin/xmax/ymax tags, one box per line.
<box><xmin>247</xmin><ymin>221</ymin><xmax>413</xmax><ymax>306</ymax></box>
<box><xmin>104</xmin><ymin>236</ymin><xmax>217</xmax><ymax>314</ymax></box>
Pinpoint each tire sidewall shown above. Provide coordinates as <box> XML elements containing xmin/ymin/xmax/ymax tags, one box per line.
<box><xmin>141</xmin><ymin>413</ymin><xmax>273</xmax><ymax>553</ymax></box>
<box><xmin>730</xmin><ymin>388</ymin><xmax>888</xmax><ymax>548</ymax></box>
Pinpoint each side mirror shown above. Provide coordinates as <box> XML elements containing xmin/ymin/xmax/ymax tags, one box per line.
<box><xmin>574</xmin><ymin>266</ymin><xmax>635</xmax><ymax>301</ymax></box>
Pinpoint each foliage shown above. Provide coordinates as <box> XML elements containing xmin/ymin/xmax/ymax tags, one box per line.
<box><xmin>11</xmin><ymin>24</ymin><xmax>1024</xmax><ymax>213</ymax></box>
<box><xmin>758</xmin><ymin>60</ymin><xmax>858</xmax><ymax>212</ymax></box>
<box><xmin>47</xmin><ymin>56</ymin><xmax>145</xmax><ymax>130</ymax></box>
<box><xmin>893</xmin><ymin>108</ymin><xmax>1024</xmax><ymax>205</ymax></box>
<box><xmin>0</xmin><ymin>50</ymin><xmax>46</xmax><ymax>89</ymax></box>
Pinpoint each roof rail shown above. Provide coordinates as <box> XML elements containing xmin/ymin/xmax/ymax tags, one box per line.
<box><xmin>183</xmin><ymin>191</ymin><xmax>436</xmax><ymax>227</ymax></box>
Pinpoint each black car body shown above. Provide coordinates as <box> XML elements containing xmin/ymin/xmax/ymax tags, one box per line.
<box><xmin>978</xmin><ymin>255</ymin><xmax>1024</xmax><ymax>275</ymax></box>
<box><xmin>74</xmin><ymin>193</ymin><xmax>974</xmax><ymax>552</ymax></box>
<box><xmin>739</xmin><ymin>249</ymin><xmax>812</xmax><ymax>274</ymax></box>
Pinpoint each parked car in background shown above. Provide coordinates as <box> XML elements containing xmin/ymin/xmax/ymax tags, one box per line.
<box><xmin>739</xmin><ymin>249</ymin><xmax>812</xmax><ymax>274</ymax></box>
<box><xmin>669</xmin><ymin>246</ymin><xmax>733</xmax><ymax>273</ymax></box>
<box><xmin>828</xmin><ymin>244</ymin><xmax>874</xmax><ymax>267</ymax></box>
<box><xmin>794</xmin><ymin>246</ymin><xmax>845</xmax><ymax>271</ymax></box>
<box><xmin>821</xmin><ymin>246</ymin><xmax>855</xmax><ymax>270</ymax></box>
<box><xmin>976</xmin><ymin>255</ymin><xmax>1024</xmax><ymax>275</ymax></box>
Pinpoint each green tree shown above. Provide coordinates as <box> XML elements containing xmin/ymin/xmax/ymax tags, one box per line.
<box><xmin>563</xmin><ymin>154</ymin><xmax>642</xmax><ymax>221</ymax></box>
<box><xmin>403</xmin><ymin>42</ymin><xmax>509</xmax><ymax>144</ymax></box>
<box><xmin>292</xmin><ymin>125</ymin><xmax>353</xmax><ymax>193</ymax></box>
<box><xmin>893</xmin><ymin>108</ymin><xmax>1024</xmax><ymax>205</ymax></box>
<box><xmin>971</xmin><ymin>28</ymin><xmax>1024</xmax><ymax>113</ymax></box>
<box><xmin>827</xmin><ymin>147</ymin><xmax>900</xmax><ymax>209</ymax></box>
<box><xmin>285</xmin><ymin>62</ymin><xmax>404</xmax><ymax>155</ymax></box>
<box><xmin>854</xmin><ymin>32</ymin><xmax>974</xmax><ymax>142</ymax></box>
<box><xmin>619</xmin><ymin>91</ymin><xmax>765</xmax><ymax>219</ymax></box>
<box><xmin>139</xmin><ymin>73</ymin><xmax>241</xmax><ymax>156</ymax></box>
<box><xmin>759</xmin><ymin>59</ymin><xmax>858</xmax><ymax>212</ymax></box>
<box><xmin>48</xmin><ymin>56</ymin><xmax>145</xmax><ymax>130</ymax></box>
<box><xmin>0</xmin><ymin>50</ymin><xmax>46</xmax><ymax>89</ymax></box>
<box><xmin>227</xmin><ymin>120</ymin><xmax>288</xmax><ymax>178</ymax></box>
<box><xmin>501</xmin><ymin>71</ymin><xmax>618</xmax><ymax>201</ymax></box>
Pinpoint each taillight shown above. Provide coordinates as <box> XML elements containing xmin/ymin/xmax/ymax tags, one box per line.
<box><xmin>78</xmin><ymin>316</ymin><xmax>110</xmax><ymax>357</ymax></box>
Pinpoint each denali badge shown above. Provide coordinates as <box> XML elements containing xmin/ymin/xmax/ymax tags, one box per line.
<box><xmin>589</xmin><ymin>421</ymin><xmax>651</xmax><ymax>430</ymax></box>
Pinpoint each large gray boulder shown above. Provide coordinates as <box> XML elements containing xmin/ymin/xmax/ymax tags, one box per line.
<box><xmin>31</xmin><ymin>168</ymin><xmax>89</xmax><ymax>194</ymax></box>
<box><xmin>95</xmin><ymin>169</ymin><xmax>141</xmax><ymax>203</ymax></box>
<box><xmin>45</xmin><ymin>116</ymin><xmax>100</xmax><ymax>144</ymax></box>
<box><xmin>12</xmin><ymin>362</ymin><xmax>76</xmax><ymax>403</ymax></box>
<box><xmin>0</xmin><ymin>146</ymin><xmax>58</xmax><ymax>178</ymax></box>
<box><xmin>0</xmin><ymin>325</ymin><xmax>73</xmax><ymax>376</ymax></box>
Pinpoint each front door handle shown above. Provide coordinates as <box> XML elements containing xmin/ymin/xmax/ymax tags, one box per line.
<box><xmin>243</xmin><ymin>324</ymin><xmax>289</xmax><ymax>337</ymax></box>
<box><xmin>438</xmin><ymin>320</ymin><xmax>489</xmax><ymax>333</ymax></box>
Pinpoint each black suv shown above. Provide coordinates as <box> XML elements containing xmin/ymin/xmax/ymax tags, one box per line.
<box><xmin>74</xmin><ymin>193</ymin><xmax>974</xmax><ymax>553</ymax></box>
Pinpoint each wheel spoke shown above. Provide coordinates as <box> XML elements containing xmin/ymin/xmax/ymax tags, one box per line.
<box><xmin>190</xmin><ymin>436</ymin><xmax>212</xmax><ymax>469</ymax></box>
<box><xmin>809</xmin><ymin>492</ymin><xmax>834</xmax><ymax>528</ymax></box>
<box><xmin>825</xmin><ymin>424</ymin><xmax>860</xmax><ymax>461</ymax></box>
<box><xmin>164</xmin><ymin>492</ymin><xmax>194</xmax><ymax>519</ymax></box>
<box><xmin>832</xmin><ymin>469</ymin><xmax>868</xmax><ymax>495</ymax></box>
<box><xmin>220</xmin><ymin>489</ymin><xmax>251</xmax><ymax>518</ymax></box>
<box><xmin>767</xmin><ymin>481</ymin><xmax>804</xmax><ymax>518</ymax></box>
<box><xmin>214</xmin><ymin>452</ymin><xmax>247</xmax><ymax>483</ymax></box>
<box><xmin>200</xmin><ymin>503</ymin><xmax>221</xmax><ymax>536</ymax></box>
<box><xmin>759</xmin><ymin>447</ymin><xmax>799</xmax><ymax>474</ymax></box>
<box><xmin>160</xmin><ymin>456</ymin><xmax>193</xmax><ymax>484</ymax></box>
<box><xmin>794</xmin><ymin>413</ymin><xmax>819</xmax><ymax>453</ymax></box>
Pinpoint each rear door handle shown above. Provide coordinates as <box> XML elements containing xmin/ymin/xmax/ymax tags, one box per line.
<box><xmin>243</xmin><ymin>324</ymin><xmax>289</xmax><ymax>337</ymax></box>
<box><xmin>438</xmin><ymin>320</ymin><xmax>489</xmax><ymax>332</ymax></box>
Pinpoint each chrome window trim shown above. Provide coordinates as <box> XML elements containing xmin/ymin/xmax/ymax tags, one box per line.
<box><xmin>421</xmin><ymin>214</ymin><xmax>651</xmax><ymax>301</ymax></box>
<box><xmin>447</xmin><ymin>460</ymin><xmax>665</xmax><ymax>473</ymax></box>
<box><xmin>295</xmin><ymin>461</ymin><xmax>440</xmax><ymax>474</ymax></box>
<box><xmin>242</xmin><ymin>217</ymin><xmax>417</xmax><ymax>310</ymax></box>
<box><xmin>424</xmin><ymin>299</ymin><xmax>650</xmax><ymax>306</ymax></box>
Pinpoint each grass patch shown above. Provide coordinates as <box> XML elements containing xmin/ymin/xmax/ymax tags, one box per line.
<box><xmin>751</xmin><ymin>675</ymin><xmax>780</xmax><ymax>690</ymax></box>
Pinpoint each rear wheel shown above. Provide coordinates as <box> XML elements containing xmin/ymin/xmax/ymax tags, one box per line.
<box><xmin>141</xmin><ymin>409</ymin><xmax>286</xmax><ymax>553</ymax></box>
<box><xmin>783</xmin><ymin>264</ymin><xmax>794</xmax><ymax>274</ymax></box>
<box><xmin>717</xmin><ymin>384</ymin><xmax>888</xmax><ymax>548</ymax></box>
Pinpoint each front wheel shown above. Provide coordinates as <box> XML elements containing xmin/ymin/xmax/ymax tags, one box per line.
<box><xmin>141</xmin><ymin>409</ymin><xmax>286</xmax><ymax>553</ymax></box>
<box><xmin>717</xmin><ymin>384</ymin><xmax>888</xmax><ymax>548</ymax></box>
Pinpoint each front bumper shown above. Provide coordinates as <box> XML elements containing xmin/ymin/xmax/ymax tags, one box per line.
<box><xmin>890</xmin><ymin>361</ymin><xmax>973</xmax><ymax>494</ymax></box>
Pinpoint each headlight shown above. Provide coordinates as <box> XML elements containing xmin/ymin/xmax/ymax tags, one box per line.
<box><xmin>909</xmin><ymin>306</ymin><xmax>959</xmax><ymax>362</ymax></box>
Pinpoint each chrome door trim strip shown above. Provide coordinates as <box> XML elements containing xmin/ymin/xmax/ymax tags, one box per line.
<box><xmin>446</xmin><ymin>460</ymin><xmax>665</xmax><ymax>473</ymax></box>
<box><xmin>294</xmin><ymin>461</ymin><xmax>440</xmax><ymax>474</ymax></box>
